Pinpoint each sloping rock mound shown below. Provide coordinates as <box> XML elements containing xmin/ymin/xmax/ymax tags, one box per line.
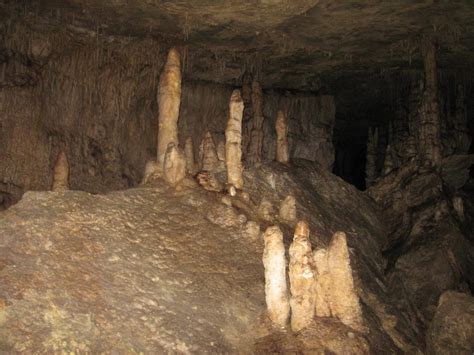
<box><xmin>426</xmin><ymin>291</ymin><xmax>474</xmax><ymax>354</ymax></box>
<box><xmin>0</xmin><ymin>161</ymin><xmax>423</xmax><ymax>352</ymax></box>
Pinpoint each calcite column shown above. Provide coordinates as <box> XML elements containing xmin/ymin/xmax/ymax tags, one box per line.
<box><xmin>418</xmin><ymin>39</ymin><xmax>441</xmax><ymax>168</ymax></box>
<box><xmin>247</xmin><ymin>80</ymin><xmax>265</xmax><ymax>165</ymax></box>
<box><xmin>157</xmin><ymin>48</ymin><xmax>181</xmax><ymax>165</ymax></box>
<box><xmin>327</xmin><ymin>231</ymin><xmax>364</xmax><ymax>331</ymax></box>
<box><xmin>225</xmin><ymin>90</ymin><xmax>244</xmax><ymax>189</ymax></box>
<box><xmin>51</xmin><ymin>150</ymin><xmax>69</xmax><ymax>191</ymax></box>
<box><xmin>184</xmin><ymin>136</ymin><xmax>196</xmax><ymax>174</ymax></box>
<box><xmin>262</xmin><ymin>226</ymin><xmax>290</xmax><ymax>328</ymax></box>
<box><xmin>365</xmin><ymin>127</ymin><xmax>377</xmax><ymax>187</ymax></box>
<box><xmin>163</xmin><ymin>143</ymin><xmax>186</xmax><ymax>187</ymax></box>
<box><xmin>289</xmin><ymin>221</ymin><xmax>316</xmax><ymax>332</ymax></box>
<box><xmin>275</xmin><ymin>110</ymin><xmax>289</xmax><ymax>164</ymax></box>
<box><xmin>199</xmin><ymin>132</ymin><xmax>219</xmax><ymax>172</ymax></box>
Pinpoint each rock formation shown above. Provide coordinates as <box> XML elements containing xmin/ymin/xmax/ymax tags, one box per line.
<box><xmin>184</xmin><ymin>136</ymin><xmax>196</xmax><ymax>174</ymax></box>
<box><xmin>225</xmin><ymin>90</ymin><xmax>244</xmax><ymax>189</ymax></box>
<box><xmin>199</xmin><ymin>131</ymin><xmax>219</xmax><ymax>172</ymax></box>
<box><xmin>51</xmin><ymin>149</ymin><xmax>69</xmax><ymax>191</ymax></box>
<box><xmin>289</xmin><ymin>221</ymin><xmax>316</xmax><ymax>332</ymax></box>
<box><xmin>275</xmin><ymin>110</ymin><xmax>289</xmax><ymax>164</ymax></box>
<box><xmin>279</xmin><ymin>195</ymin><xmax>296</xmax><ymax>223</ymax></box>
<box><xmin>163</xmin><ymin>143</ymin><xmax>186</xmax><ymax>187</ymax></box>
<box><xmin>262</xmin><ymin>226</ymin><xmax>290</xmax><ymax>328</ymax></box>
<box><xmin>313</xmin><ymin>248</ymin><xmax>331</xmax><ymax>317</ymax></box>
<box><xmin>247</xmin><ymin>80</ymin><xmax>265</xmax><ymax>165</ymax></box>
<box><xmin>418</xmin><ymin>38</ymin><xmax>441</xmax><ymax>169</ymax></box>
<box><xmin>157</xmin><ymin>47</ymin><xmax>181</xmax><ymax>165</ymax></box>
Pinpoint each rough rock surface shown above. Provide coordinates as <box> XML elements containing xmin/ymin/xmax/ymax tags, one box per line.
<box><xmin>426</xmin><ymin>291</ymin><xmax>474</xmax><ymax>355</ymax></box>
<box><xmin>0</xmin><ymin>161</ymin><xmax>424</xmax><ymax>353</ymax></box>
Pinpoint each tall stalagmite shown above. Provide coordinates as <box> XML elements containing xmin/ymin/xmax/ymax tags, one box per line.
<box><xmin>247</xmin><ymin>80</ymin><xmax>265</xmax><ymax>165</ymax></box>
<box><xmin>289</xmin><ymin>221</ymin><xmax>316</xmax><ymax>332</ymax></box>
<box><xmin>275</xmin><ymin>110</ymin><xmax>289</xmax><ymax>164</ymax></box>
<box><xmin>225</xmin><ymin>90</ymin><xmax>244</xmax><ymax>189</ymax></box>
<box><xmin>418</xmin><ymin>38</ymin><xmax>441</xmax><ymax>168</ymax></box>
<box><xmin>262</xmin><ymin>226</ymin><xmax>290</xmax><ymax>328</ymax></box>
<box><xmin>157</xmin><ymin>48</ymin><xmax>181</xmax><ymax>165</ymax></box>
<box><xmin>163</xmin><ymin>143</ymin><xmax>186</xmax><ymax>187</ymax></box>
<box><xmin>51</xmin><ymin>150</ymin><xmax>69</xmax><ymax>191</ymax></box>
<box><xmin>199</xmin><ymin>132</ymin><xmax>219</xmax><ymax>172</ymax></box>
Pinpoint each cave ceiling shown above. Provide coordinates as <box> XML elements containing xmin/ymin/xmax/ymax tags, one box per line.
<box><xmin>2</xmin><ymin>1</ymin><xmax>474</xmax><ymax>98</ymax></box>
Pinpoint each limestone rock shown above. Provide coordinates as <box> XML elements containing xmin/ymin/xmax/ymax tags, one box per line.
<box><xmin>195</xmin><ymin>170</ymin><xmax>224</xmax><ymax>193</ymax></box>
<box><xmin>51</xmin><ymin>150</ymin><xmax>69</xmax><ymax>191</ymax></box>
<box><xmin>199</xmin><ymin>131</ymin><xmax>219</xmax><ymax>172</ymax></box>
<box><xmin>275</xmin><ymin>110</ymin><xmax>289</xmax><ymax>164</ymax></box>
<box><xmin>426</xmin><ymin>291</ymin><xmax>474</xmax><ymax>354</ymax></box>
<box><xmin>289</xmin><ymin>221</ymin><xmax>316</xmax><ymax>332</ymax></box>
<box><xmin>258</xmin><ymin>198</ymin><xmax>275</xmax><ymax>223</ymax></box>
<box><xmin>157</xmin><ymin>47</ymin><xmax>181</xmax><ymax>165</ymax></box>
<box><xmin>225</xmin><ymin>89</ymin><xmax>244</xmax><ymax>189</ymax></box>
<box><xmin>184</xmin><ymin>136</ymin><xmax>196</xmax><ymax>174</ymax></box>
<box><xmin>262</xmin><ymin>226</ymin><xmax>290</xmax><ymax>328</ymax></box>
<box><xmin>313</xmin><ymin>248</ymin><xmax>331</xmax><ymax>317</ymax></box>
<box><xmin>141</xmin><ymin>160</ymin><xmax>162</xmax><ymax>185</ymax></box>
<box><xmin>163</xmin><ymin>143</ymin><xmax>186</xmax><ymax>187</ymax></box>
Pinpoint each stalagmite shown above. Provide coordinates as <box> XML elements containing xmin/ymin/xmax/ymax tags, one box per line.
<box><xmin>313</xmin><ymin>248</ymin><xmax>331</xmax><ymax>317</ymax></box>
<box><xmin>163</xmin><ymin>143</ymin><xmax>186</xmax><ymax>187</ymax></box>
<box><xmin>184</xmin><ymin>136</ymin><xmax>196</xmax><ymax>174</ymax></box>
<box><xmin>199</xmin><ymin>132</ymin><xmax>219</xmax><ymax>172</ymax></box>
<box><xmin>289</xmin><ymin>221</ymin><xmax>316</xmax><ymax>332</ymax></box>
<box><xmin>262</xmin><ymin>226</ymin><xmax>290</xmax><ymax>328</ymax></box>
<box><xmin>247</xmin><ymin>80</ymin><xmax>265</xmax><ymax>165</ymax></box>
<box><xmin>279</xmin><ymin>195</ymin><xmax>296</xmax><ymax>223</ymax></box>
<box><xmin>157</xmin><ymin>47</ymin><xmax>181</xmax><ymax>165</ymax></box>
<box><xmin>225</xmin><ymin>89</ymin><xmax>244</xmax><ymax>189</ymax></box>
<box><xmin>275</xmin><ymin>110</ymin><xmax>289</xmax><ymax>164</ymax></box>
<box><xmin>365</xmin><ymin>127</ymin><xmax>377</xmax><ymax>187</ymax></box>
<box><xmin>418</xmin><ymin>38</ymin><xmax>441</xmax><ymax>168</ymax></box>
<box><xmin>327</xmin><ymin>231</ymin><xmax>364</xmax><ymax>331</ymax></box>
<box><xmin>51</xmin><ymin>150</ymin><xmax>69</xmax><ymax>191</ymax></box>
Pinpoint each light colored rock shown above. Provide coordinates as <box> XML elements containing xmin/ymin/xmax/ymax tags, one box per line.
<box><xmin>262</xmin><ymin>226</ymin><xmax>290</xmax><ymax>328</ymax></box>
<box><xmin>163</xmin><ymin>143</ymin><xmax>186</xmax><ymax>187</ymax></box>
<box><xmin>199</xmin><ymin>131</ymin><xmax>219</xmax><ymax>172</ymax></box>
<box><xmin>157</xmin><ymin>47</ymin><xmax>181</xmax><ymax>165</ymax></box>
<box><xmin>279</xmin><ymin>195</ymin><xmax>296</xmax><ymax>223</ymax></box>
<box><xmin>327</xmin><ymin>231</ymin><xmax>364</xmax><ymax>331</ymax></box>
<box><xmin>225</xmin><ymin>89</ymin><xmax>244</xmax><ymax>189</ymax></box>
<box><xmin>184</xmin><ymin>136</ymin><xmax>196</xmax><ymax>174</ymax></box>
<box><xmin>195</xmin><ymin>170</ymin><xmax>224</xmax><ymax>192</ymax></box>
<box><xmin>275</xmin><ymin>110</ymin><xmax>289</xmax><ymax>164</ymax></box>
<box><xmin>244</xmin><ymin>221</ymin><xmax>260</xmax><ymax>240</ymax></box>
<box><xmin>141</xmin><ymin>160</ymin><xmax>161</xmax><ymax>185</ymax></box>
<box><xmin>216</xmin><ymin>140</ymin><xmax>226</xmax><ymax>161</ymax></box>
<box><xmin>51</xmin><ymin>150</ymin><xmax>69</xmax><ymax>191</ymax></box>
<box><xmin>313</xmin><ymin>248</ymin><xmax>331</xmax><ymax>317</ymax></box>
<box><xmin>289</xmin><ymin>221</ymin><xmax>316</xmax><ymax>332</ymax></box>
<box><xmin>258</xmin><ymin>198</ymin><xmax>275</xmax><ymax>222</ymax></box>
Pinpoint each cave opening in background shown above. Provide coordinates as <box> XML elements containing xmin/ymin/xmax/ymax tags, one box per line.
<box><xmin>333</xmin><ymin>141</ymin><xmax>367</xmax><ymax>191</ymax></box>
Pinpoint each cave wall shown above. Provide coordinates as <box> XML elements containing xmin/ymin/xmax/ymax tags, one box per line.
<box><xmin>0</xmin><ymin>22</ymin><xmax>335</xmax><ymax>208</ymax></box>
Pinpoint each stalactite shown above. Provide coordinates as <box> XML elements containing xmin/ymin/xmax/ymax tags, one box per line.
<box><xmin>262</xmin><ymin>226</ymin><xmax>290</xmax><ymax>328</ymax></box>
<box><xmin>247</xmin><ymin>80</ymin><xmax>265</xmax><ymax>165</ymax></box>
<box><xmin>225</xmin><ymin>90</ymin><xmax>244</xmax><ymax>189</ymax></box>
<box><xmin>157</xmin><ymin>47</ymin><xmax>181</xmax><ymax>165</ymax></box>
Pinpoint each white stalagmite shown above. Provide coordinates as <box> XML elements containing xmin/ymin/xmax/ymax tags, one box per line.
<box><xmin>51</xmin><ymin>150</ymin><xmax>69</xmax><ymax>191</ymax></box>
<box><xmin>289</xmin><ymin>220</ymin><xmax>316</xmax><ymax>332</ymax></box>
<box><xmin>225</xmin><ymin>89</ymin><xmax>244</xmax><ymax>189</ymax></box>
<box><xmin>157</xmin><ymin>47</ymin><xmax>181</xmax><ymax>165</ymax></box>
<box><xmin>327</xmin><ymin>231</ymin><xmax>364</xmax><ymax>331</ymax></box>
<box><xmin>163</xmin><ymin>143</ymin><xmax>186</xmax><ymax>187</ymax></box>
<box><xmin>262</xmin><ymin>226</ymin><xmax>290</xmax><ymax>328</ymax></box>
<box><xmin>275</xmin><ymin>110</ymin><xmax>289</xmax><ymax>164</ymax></box>
<box><xmin>279</xmin><ymin>194</ymin><xmax>296</xmax><ymax>223</ymax></box>
<box><xmin>184</xmin><ymin>136</ymin><xmax>196</xmax><ymax>174</ymax></box>
<box><xmin>313</xmin><ymin>248</ymin><xmax>331</xmax><ymax>317</ymax></box>
<box><xmin>199</xmin><ymin>131</ymin><xmax>219</xmax><ymax>172</ymax></box>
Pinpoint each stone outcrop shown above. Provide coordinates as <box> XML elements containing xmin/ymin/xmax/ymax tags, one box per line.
<box><xmin>51</xmin><ymin>150</ymin><xmax>70</xmax><ymax>191</ymax></box>
<box><xmin>163</xmin><ymin>143</ymin><xmax>186</xmax><ymax>186</ymax></box>
<box><xmin>157</xmin><ymin>47</ymin><xmax>181</xmax><ymax>165</ymax></box>
<box><xmin>278</xmin><ymin>194</ymin><xmax>296</xmax><ymax>223</ymax></box>
<box><xmin>289</xmin><ymin>221</ymin><xmax>316</xmax><ymax>332</ymax></box>
<box><xmin>262</xmin><ymin>226</ymin><xmax>290</xmax><ymax>328</ymax></box>
<box><xmin>225</xmin><ymin>90</ymin><xmax>245</xmax><ymax>189</ymax></box>
<box><xmin>199</xmin><ymin>131</ymin><xmax>219</xmax><ymax>172</ymax></box>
